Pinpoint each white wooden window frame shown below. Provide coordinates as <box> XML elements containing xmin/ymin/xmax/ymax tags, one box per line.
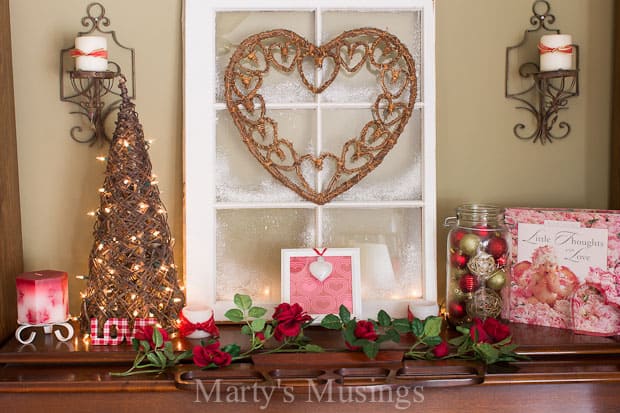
<box><xmin>184</xmin><ymin>0</ymin><xmax>437</xmax><ymax>319</ymax></box>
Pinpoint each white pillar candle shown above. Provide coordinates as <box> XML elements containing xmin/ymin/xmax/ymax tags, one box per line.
<box><xmin>409</xmin><ymin>299</ymin><xmax>439</xmax><ymax>320</ymax></box>
<box><xmin>539</xmin><ymin>34</ymin><xmax>573</xmax><ymax>72</ymax></box>
<box><xmin>74</xmin><ymin>36</ymin><xmax>108</xmax><ymax>72</ymax></box>
<box><xmin>180</xmin><ymin>306</ymin><xmax>215</xmax><ymax>339</ymax></box>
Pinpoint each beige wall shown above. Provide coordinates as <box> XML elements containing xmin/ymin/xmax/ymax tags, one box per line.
<box><xmin>10</xmin><ymin>0</ymin><xmax>613</xmax><ymax>315</ymax></box>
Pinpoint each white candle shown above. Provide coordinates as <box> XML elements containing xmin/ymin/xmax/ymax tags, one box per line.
<box><xmin>180</xmin><ymin>306</ymin><xmax>215</xmax><ymax>339</ymax></box>
<box><xmin>74</xmin><ymin>36</ymin><xmax>108</xmax><ymax>72</ymax></box>
<box><xmin>539</xmin><ymin>34</ymin><xmax>573</xmax><ymax>72</ymax></box>
<box><xmin>409</xmin><ymin>299</ymin><xmax>439</xmax><ymax>320</ymax></box>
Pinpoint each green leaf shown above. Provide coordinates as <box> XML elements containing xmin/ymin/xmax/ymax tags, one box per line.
<box><xmin>494</xmin><ymin>335</ymin><xmax>514</xmax><ymax>347</ymax></box>
<box><xmin>263</xmin><ymin>324</ymin><xmax>273</xmax><ymax>339</ymax></box>
<box><xmin>224</xmin><ymin>308</ymin><xmax>244</xmax><ymax>322</ymax></box>
<box><xmin>411</xmin><ymin>318</ymin><xmax>424</xmax><ymax>337</ymax></box>
<box><xmin>222</xmin><ymin>343</ymin><xmax>241</xmax><ymax>358</ymax></box>
<box><xmin>343</xmin><ymin>321</ymin><xmax>357</xmax><ymax>344</ymax></box>
<box><xmin>448</xmin><ymin>335</ymin><xmax>466</xmax><ymax>347</ymax></box>
<box><xmin>234</xmin><ymin>294</ymin><xmax>252</xmax><ymax>311</ymax></box>
<box><xmin>251</xmin><ymin>318</ymin><xmax>266</xmax><ymax>332</ymax></box>
<box><xmin>384</xmin><ymin>328</ymin><xmax>401</xmax><ymax>343</ymax></box>
<box><xmin>377</xmin><ymin>310</ymin><xmax>391</xmax><ymax>327</ymax></box>
<box><xmin>131</xmin><ymin>338</ymin><xmax>140</xmax><ymax>352</ymax></box>
<box><xmin>303</xmin><ymin>344</ymin><xmax>324</xmax><ymax>353</ymax></box>
<box><xmin>146</xmin><ymin>352</ymin><xmax>163</xmax><ymax>368</ymax></box>
<box><xmin>392</xmin><ymin>318</ymin><xmax>412</xmax><ymax>334</ymax></box>
<box><xmin>422</xmin><ymin>336</ymin><xmax>442</xmax><ymax>347</ymax></box>
<box><xmin>174</xmin><ymin>350</ymin><xmax>193</xmax><ymax>363</ymax></box>
<box><xmin>320</xmin><ymin>314</ymin><xmax>343</xmax><ymax>330</ymax></box>
<box><xmin>163</xmin><ymin>345</ymin><xmax>175</xmax><ymax>360</ymax></box>
<box><xmin>153</xmin><ymin>328</ymin><xmax>163</xmax><ymax>349</ymax></box>
<box><xmin>456</xmin><ymin>325</ymin><xmax>470</xmax><ymax>335</ymax></box>
<box><xmin>362</xmin><ymin>341</ymin><xmax>380</xmax><ymax>360</ymax></box>
<box><xmin>499</xmin><ymin>343</ymin><xmax>519</xmax><ymax>354</ymax></box>
<box><xmin>475</xmin><ymin>343</ymin><xmax>500</xmax><ymax>364</ymax></box>
<box><xmin>339</xmin><ymin>305</ymin><xmax>351</xmax><ymax>323</ymax></box>
<box><xmin>139</xmin><ymin>340</ymin><xmax>151</xmax><ymax>352</ymax></box>
<box><xmin>248</xmin><ymin>306</ymin><xmax>267</xmax><ymax>318</ymax></box>
<box><xmin>240</xmin><ymin>325</ymin><xmax>252</xmax><ymax>336</ymax></box>
<box><xmin>156</xmin><ymin>350</ymin><xmax>167</xmax><ymax>367</ymax></box>
<box><xmin>422</xmin><ymin>316</ymin><xmax>443</xmax><ymax>337</ymax></box>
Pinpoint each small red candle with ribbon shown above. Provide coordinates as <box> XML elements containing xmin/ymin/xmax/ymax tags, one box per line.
<box><xmin>73</xmin><ymin>36</ymin><xmax>108</xmax><ymax>71</ymax></box>
<box><xmin>179</xmin><ymin>306</ymin><xmax>219</xmax><ymax>339</ymax></box>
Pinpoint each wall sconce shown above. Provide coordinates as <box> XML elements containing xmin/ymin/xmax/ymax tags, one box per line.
<box><xmin>59</xmin><ymin>2</ymin><xmax>135</xmax><ymax>146</ymax></box>
<box><xmin>505</xmin><ymin>0</ymin><xmax>579</xmax><ymax>145</ymax></box>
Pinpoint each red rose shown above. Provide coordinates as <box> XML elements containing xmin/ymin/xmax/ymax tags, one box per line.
<box><xmin>432</xmin><ymin>340</ymin><xmax>450</xmax><ymax>358</ymax></box>
<box><xmin>272</xmin><ymin>303</ymin><xmax>312</xmax><ymax>341</ymax></box>
<box><xmin>193</xmin><ymin>341</ymin><xmax>232</xmax><ymax>368</ymax></box>
<box><xmin>255</xmin><ymin>332</ymin><xmax>265</xmax><ymax>342</ymax></box>
<box><xmin>469</xmin><ymin>318</ymin><xmax>491</xmax><ymax>343</ymax></box>
<box><xmin>354</xmin><ymin>320</ymin><xmax>378</xmax><ymax>341</ymax></box>
<box><xmin>345</xmin><ymin>320</ymin><xmax>378</xmax><ymax>351</ymax></box>
<box><xmin>482</xmin><ymin>318</ymin><xmax>511</xmax><ymax>343</ymax></box>
<box><xmin>134</xmin><ymin>325</ymin><xmax>169</xmax><ymax>350</ymax></box>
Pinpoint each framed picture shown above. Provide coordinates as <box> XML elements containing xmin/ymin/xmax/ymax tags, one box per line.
<box><xmin>281</xmin><ymin>248</ymin><xmax>361</xmax><ymax>320</ymax></box>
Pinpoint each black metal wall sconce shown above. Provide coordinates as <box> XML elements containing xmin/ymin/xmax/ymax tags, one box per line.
<box><xmin>505</xmin><ymin>0</ymin><xmax>579</xmax><ymax>145</ymax></box>
<box><xmin>59</xmin><ymin>2</ymin><xmax>135</xmax><ymax>146</ymax></box>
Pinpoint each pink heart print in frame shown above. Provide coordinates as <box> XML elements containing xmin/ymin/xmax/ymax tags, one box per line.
<box><xmin>281</xmin><ymin>248</ymin><xmax>361</xmax><ymax>319</ymax></box>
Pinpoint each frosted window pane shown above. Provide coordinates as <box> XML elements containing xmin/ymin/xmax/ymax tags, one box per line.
<box><xmin>216</xmin><ymin>109</ymin><xmax>316</xmax><ymax>202</ymax></box>
<box><xmin>321</xmin><ymin>108</ymin><xmax>422</xmax><ymax>201</ymax></box>
<box><xmin>216</xmin><ymin>12</ymin><xmax>316</xmax><ymax>104</ymax></box>
<box><xmin>322</xmin><ymin>208</ymin><xmax>423</xmax><ymax>301</ymax></box>
<box><xmin>321</xmin><ymin>11</ymin><xmax>422</xmax><ymax>102</ymax></box>
<box><xmin>216</xmin><ymin>209</ymin><xmax>315</xmax><ymax>303</ymax></box>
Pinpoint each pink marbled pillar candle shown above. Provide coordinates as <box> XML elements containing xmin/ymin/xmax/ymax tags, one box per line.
<box><xmin>16</xmin><ymin>270</ymin><xmax>69</xmax><ymax>324</ymax></box>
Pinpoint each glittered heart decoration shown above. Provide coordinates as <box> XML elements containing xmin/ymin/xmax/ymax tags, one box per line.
<box><xmin>225</xmin><ymin>28</ymin><xmax>417</xmax><ymax>205</ymax></box>
<box><xmin>309</xmin><ymin>257</ymin><xmax>333</xmax><ymax>282</ymax></box>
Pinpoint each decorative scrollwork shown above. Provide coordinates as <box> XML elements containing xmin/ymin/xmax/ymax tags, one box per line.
<box><xmin>505</xmin><ymin>0</ymin><xmax>579</xmax><ymax>145</ymax></box>
<box><xmin>81</xmin><ymin>2</ymin><xmax>110</xmax><ymax>34</ymax></box>
<box><xmin>224</xmin><ymin>28</ymin><xmax>417</xmax><ymax>205</ymax></box>
<box><xmin>59</xmin><ymin>3</ymin><xmax>135</xmax><ymax>146</ymax></box>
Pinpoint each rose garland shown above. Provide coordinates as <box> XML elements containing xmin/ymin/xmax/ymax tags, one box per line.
<box><xmin>113</xmin><ymin>294</ymin><xmax>525</xmax><ymax>376</ymax></box>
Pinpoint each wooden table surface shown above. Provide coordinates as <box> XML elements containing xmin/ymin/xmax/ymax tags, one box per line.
<box><xmin>0</xmin><ymin>323</ymin><xmax>618</xmax><ymax>413</ymax></box>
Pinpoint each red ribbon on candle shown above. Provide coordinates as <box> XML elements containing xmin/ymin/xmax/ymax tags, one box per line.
<box><xmin>538</xmin><ymin>42</ymin><xmax>573</xmax><ymax>55</ymax></box>
<box><xmin>313</xmin><ymin>248</ymin><xmax>328</xmax><ymax>256</ymax></box>
<box><xmin>70</xmin><ymin>48</ymin><xmax>109</xmax><ymax>59</ymax></box>
<box><xmin>178</xmin><ymin>311</ymin><xmax>219</xmax><ymax>338</ymax></box>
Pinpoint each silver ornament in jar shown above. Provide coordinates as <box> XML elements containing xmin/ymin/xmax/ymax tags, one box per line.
<box><xmin>445</xmin><ymin>204</ymin><xmax>511</xmax><ymax>325</ymax></box>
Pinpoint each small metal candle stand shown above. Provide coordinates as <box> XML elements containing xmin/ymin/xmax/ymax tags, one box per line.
<box><xmin>59</xmin><ymin>2</ymin><xmax>135</xmax><ymax>146</ymax></box>
<box><xmin>505</xmin><ymin>0</ymin><xmax>579</xmax><ymax>145</ymax></box>
<box><xmin>15</xmin><ymin>321</ymin><xmax>74</xmax><ymax>345</ymax></box>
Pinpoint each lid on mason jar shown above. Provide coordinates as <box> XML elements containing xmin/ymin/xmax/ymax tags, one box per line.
<box><xmin>456</xmin><ymin>204</ymin><xmax>505</xmax><ymax>228</ymax></box>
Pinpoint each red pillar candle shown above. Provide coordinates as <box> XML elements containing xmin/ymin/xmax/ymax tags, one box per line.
<box><xmin>16</xmin><ymin>270</ymin><xmax>69</xmax><ymax>324</ymax></box>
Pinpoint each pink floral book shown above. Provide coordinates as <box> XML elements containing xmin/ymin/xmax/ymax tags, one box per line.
<box><xmin>505</xmin><ymin>208</ymin><xmax>620</xmax><ymax>336</ymax></box>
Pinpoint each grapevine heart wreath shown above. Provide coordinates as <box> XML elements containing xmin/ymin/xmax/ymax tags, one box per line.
<box><xmin>224</xmin><ymin>28</ymin><xmax>417</xmax><ymax>205</ymax></box>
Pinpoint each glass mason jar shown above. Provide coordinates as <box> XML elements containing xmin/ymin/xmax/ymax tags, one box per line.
<box><xmin>445</xmin><ymin>204</ymin><xmax>510</xmax><ymax>325</ymax></box>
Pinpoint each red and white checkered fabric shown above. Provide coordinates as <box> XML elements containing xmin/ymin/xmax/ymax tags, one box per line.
<box><xmin>90</xmin><ymin>317</ymin><xmax>158</xmax><ymax>345</ymax></box>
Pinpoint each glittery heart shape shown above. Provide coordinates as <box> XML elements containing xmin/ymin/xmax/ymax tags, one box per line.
<box><xmin>309</xmin><ymin>258</ymin><xmax>333</xmax><ymax>282</ymax></box>
<box><xmin>225</xmin><ymin>28</ymin><xmax>417</xmax><ymax>205</ymax></box>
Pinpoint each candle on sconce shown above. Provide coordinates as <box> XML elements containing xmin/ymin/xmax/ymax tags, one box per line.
<box><xmin>179</xmin><ymin>305</ymin><xmax>219</xmax><ymax>339</ymax></box>
<box><xmin>72</xmin><ymin>36</ymin><xmax>108</xmax><ymax>71</ymax></box>
<box><xmin>538</xmin><ymin>34</ymin><xmax>573</xmax><ymax>72</ymax></box>
<box><xmin>409</xmin><ymin>299</ymin><xmax>439</xmax><ymax>320</ymax></box>
<box><xmin>16</xmin><ymin>270</ymin><xmax>69</xmax><ymax>325</ymax></box>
